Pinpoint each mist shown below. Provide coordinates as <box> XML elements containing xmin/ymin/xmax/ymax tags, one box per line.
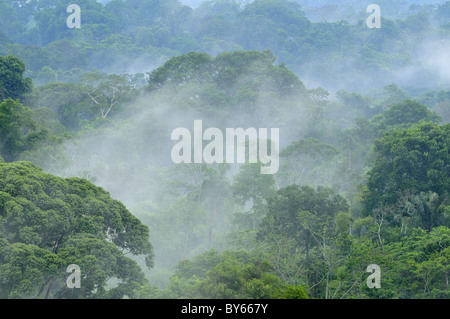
<box><xmin>23</xmin><ymin>0</ymin><xmax>449</xmax><ymax>289</ymax></box>
<box><xmin>1</xmin><ymin>0</ymin><xmax>449</xmax><ymax>298</ymax></box>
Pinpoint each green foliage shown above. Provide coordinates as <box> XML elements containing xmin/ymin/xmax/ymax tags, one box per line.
<box><xmin>33</xmin><ymin>0</ymin><xmax>120</xmax><ymax>46</ymax></box>
<box><xmin>0</xmin><ymin>99</ymin><xmax>48</xmax><ymax>162</ymax></box>
<box><xmin>259</xmin><ymin>185</ymin><xmax>349</xmax><ymax>242</ymax></box>
<box><xmin>0</xmin><ymin>55</ymin><xmax>32</xmax><ymax>101</ymax></box>
<box><xmin>1</xmin><ymin>1</ymin><xmax>449</xmax><ymax>300</ymax></box>
<box><xmin>144</xmin><ymin>49</ymin><xmax>310</xmax><ymax>130</ymax></box>
<box><xmin>0</xmin><ymin>0</ymin><xmax>23</xmax><ymax>42</ymax></box>
<box><xmin>372</xmin><ymin>99</ymin><xmax>441</xmax><ymax>129</ymax></box>
<box><xmin>147</xmin><ymin>49</ymin><xmax>306</xmax><ymax>105</ymax></box>
<box><xmin>335</xmin><ymin>212</ymin><xmax>351</xmax><ymax>234</ymax></box>
<box><xmin>231</xmin><ymin>163</ymin><xmax>276</xmax><ymax>230</ymax></box>
<box><xmin>0</xmin><ymin>239</ymin><xmax>64</xmax><ymax>299</ymax></box>
<box><xmin>162</xmin><ymin>250</ymin><xmax>308</xmax><ymax>299</ymax></box>
<box><xmin>278</xmin><ymin>137</ymin><xmax>339</xmax><ymax>187</ymax></box>
<box><xmin>384</xmin><ymin>226</ymin><xmax>450</xmax><ymax>298</ymax></box>
<box><xmin>0</xmin><ymin>0</ymin><xmax>446</xmax><ymax>92</ymax></box>
<box><xmin>0</xmin><ymin>161</ymin><xmax>153</xmax><ymax>298</ymax></box>
<box><xmin>32</xmin><ymin>82</ymin><xmax>91</xmax><ymax>130</ymax></box>
<box><xmin>363</xmin><ymin>122</ymin><xmax>449</xmax><ymax>213</ymax></box>
<box><xmin>276</xmin><ymin>284</ymin><xmax>309</xmax><ymax>299</ymax></box>
<box><xmin>147</xmin><ymin>52</ymin><xmax>212</xmax><ymax>90</ymax></box>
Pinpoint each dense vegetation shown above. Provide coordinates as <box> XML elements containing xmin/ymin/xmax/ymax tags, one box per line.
<box><xmin>0</xmin><ymin>161</ymin><xmax>153</xmax><ymax>298</ymax></box>
<box><xmin>1</xmin><ymin>0</ymin><xmax>450</xmax><ymax>92</ymax></box>
<box><xmin>0</xmin><ymin>0</ymin><xmax>449</xmax><ymax>299</ymax></box>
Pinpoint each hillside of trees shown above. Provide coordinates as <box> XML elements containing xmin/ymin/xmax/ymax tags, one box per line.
<box><xmin>0</xmin><ymin>0</ymin><xmax>449</xmax><ymax>299</ymax></box>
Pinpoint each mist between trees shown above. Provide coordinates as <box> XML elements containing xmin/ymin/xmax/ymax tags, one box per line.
<box><xmin>0</xmin><ymin>0</ymin><xmax>449</xmax><ymax>299</ymax></box>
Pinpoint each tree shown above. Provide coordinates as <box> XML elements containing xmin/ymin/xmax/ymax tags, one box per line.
<box><xmin>133</xmin><ymin>163</ymin><xmax>232</xmax><ymax>270</ymax></box>
<box><xmin>199</xmin><ymin>163</ymin><xmax>231</xmax><ymax>248</ymax></box>
<box><xmin>0</xmin><ymin>99</ymin><xmax>48</xmax><ymax>162</ymax></box>
<box><xmin>335</xmin><ymin>90</ymin><xmax>372</xmax><ymax>117</ymax></box>
<box><xmin>147</xmin><ymin>52</ymin><xmax>212</xmax><ymax>90</ymax></box>
<box><xmin>0</xmin><ymin>55</ymin><xmax>32</xmax><ymax>101</ymax></box>
<box><xmin>34</xmin><ymin>0</ymin><xmax>120</xmax><ymax>45</ymax></box>
<box><xmin>81</xmin><ymin>72</ymin><xmax>138</xmax><ymax>119</ymax></box>
<box><xmin>162</xmin><ymin>250</ymin><xmax>308</xmax><ymax>299</ymax></box>
<box><xmin>381</xmin><ymin>84</ymin><xmax>408</xmax><ymax>107</ymax></box>
<box><xmin>231</xmin><ymin>162</ymin><xmax>277</xmax><ymax>230</ymax></box>
<box><xmin>395</xmin><ymin>190</ymin><xmax>449</xmax><ymax>232</ymax></box>
<box><xmin>147</xmin><ymin>49</ymin><xmax>306</xmax><ymax>103</ymax></box>
<box><xmin>278</xmin><ymin>137</ymin><xmax>339</xmax><ymax>187</ymax></box>
<box><xmin>298</xmin><ymin>210</ymin><xmax>354</xmax><ymax>299</ymax></box>
<box><xmin>0</xmin><ymin>0</ymin><xmax>23</xmax><ymax>41</ymax></box>
<box><xmin>259</xmin><ymin>185</ymin><xmax>349</xmax><ymax>241</ymax></box>
<box><xmin>32</xmin><ymin>82</ymin><xmax>92</xmax><ymax>131</ymax></box>
<box><xmin>385</xmin><ymin>226</ymin><xmax>450</xmax><ymax>298</ymax></box>
<box><xmin>0</xmin><ymin>239</ymin><xmax>64</xmax><ymax>299</ymax></box>
<box><xmin>375</xmin><ymin>99</ymin><xmax>440</xmax><ymax>128</ymax></box>
<box><xmin>363</xmin><ymin>122</ymin><xmax>449</xmax><ymax>214</ymax></box>
<box><xmin>0</xmin><ymin>161</ymin><xmax>154</xmax><ymax>298</ymax></box>
<box><xmin>433</xmin><ymin>100</ymin><xmax>450</xmax><ymax>124</ymax></box>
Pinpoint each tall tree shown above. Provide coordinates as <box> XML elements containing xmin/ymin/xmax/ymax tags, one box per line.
<box><xmin>0</xmin><ymin>161</ymin><xmax>154</xmax><ymax>298</ymax></box>
<box><xmin>362</xmin><ymin>122</ymin><xmax>449</xmax><ymax>215</ymax></box>
<box><xmin>0</xmin><ymin>99</ymin><xmax>47</xmax><ymax>162</ymax></box>
<box><xmin>0</xmin><ymin>55</ymin><xmax>32</xmax><ymax>101</ymax></box>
